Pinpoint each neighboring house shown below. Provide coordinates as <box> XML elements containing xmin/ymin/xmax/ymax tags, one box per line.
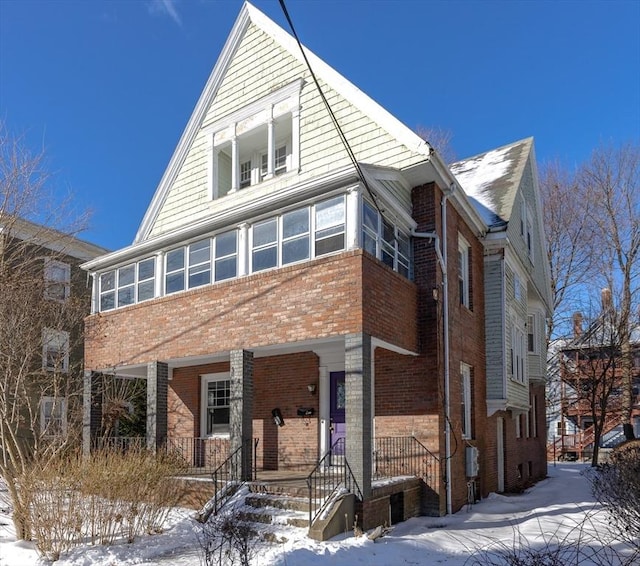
<box><xmin>549</xmin><ymin>304</ymin><xmax>640</xmax><ymax>461</ymax></box>
<box><xmin>450</xmin><ymin>138</ymin><xmax>553</xmax><ymax>491</ymax></box>
<box><xmin>0</xmin><ymin>214</ymin><xmax>108</xmax><ymax>442</ymax></box>
<box><xmin>80</xmin><ymin>2</ymin><xmax>551</xmax><ymax>529</ymax></box>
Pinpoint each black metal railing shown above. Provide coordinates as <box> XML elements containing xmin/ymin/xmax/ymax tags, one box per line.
<box><xmin>166</xmin><ymin>437</ymin><xmax>231</xmax><ymax>475</ymax></box>
<box><xmin>197</xmin><ymin>438</ymin><xmax>259</xmax><ymax>523</ymax></box>
<box><xmin>306</xmin><ymin>438</ymin><xmax>362</xmax><ymax>527</ymax></box>
<box><xmin>373</xmin><ymin>436</ymin><xmax>439</xmax><ymax>485</ymax></box>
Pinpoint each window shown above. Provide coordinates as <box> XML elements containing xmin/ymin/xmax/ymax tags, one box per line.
<box><xmin>209</xmin><ymin>81</ymin><xmax>302</xmax><ymax>198</ymax></box>
<box><xmin>99</xmin><ymin>257</ymin><xmax>156</xmax><ymax>311</ymax></box>
<box><xmin>511</xmin><ymin>322</ymin><xmax>526</xmax><ymax>383</ymax></box>
<box><xmin>202</xmin><ymin>374</ymin><xmax>230</xmax><ymax>435</ymax></box>
<box><xmin>515</xmin><ymin>413</ymin><xmax>522</xmax><ymax>438</ymax></box>
<box><xmin>214</xmin><ymin>230</ymin><xmax>237</xmax><ymax>281</ymax></box>
<box><xmin>524</xmin><ymin>411</ymin><xmax>530</xmax><ymax>438</ymax></box>
<box><xmin>282</xmin><ymin>207</ymin><xmax>309</xmax><ymax>265</ymax></box>
<box><xmin>531</xmin><ymin>394</ymin><xmax>538</xmax><ymax>438</ymax></box>
<box><xmin>42</xmin><ymin>328</ymin><xmax>69</xmax><ymax>372</ymax></box>
<box><xmin>188</xmin><ymin>239</ymin><xmax>211</xmax><ymax>289</ymax></box>
<box><xmin>252</xmin><ymin>218</ymin><xmax>278</xmax><ymax>272</ymax></box>
<box><xmin>461</xmin><ymin>363</ymin><xmax>472</xmax><ymax>439</ymax></box>
<box><xmin>458</xmin><ymin>236</ymin><xmax>471</xmax><ymax>308</ymax></box>
<box><xmin>315</xmin><ymin>196</ymin><xmax>345</xmax><ymax>256</ymax></box>
<box><xmin>527</xmin><ymin>314</ymin><xmax>537</xmax><ymax>353</ymax></box>
<box><xmin>44</xmin><ymin>259</ymin><xmax>70</xmax><ymax>301</ymax></box>
<box><xmin>361</xmin><ymin>200</ymin><xmax>412</xmax><ymax>279</ymax></box>
<box><xmin>526</xmin><ymin>214</ymin><xmax>534</xmax><ymax>263</ymax></box>
<box><xmin>40</xmin><ymin>397</ymin><xmax>66</xmax><ymax>437</ymax></box>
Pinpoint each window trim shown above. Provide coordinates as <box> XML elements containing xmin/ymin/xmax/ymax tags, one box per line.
<box><xmin>201</xmin><ymin>373</ymin><xmax>231</xmax><ymax>437</ymax></box>
<box><xmin>458</xmin><ymin>235</ymin><xmax>471</xmax><ymax>308</ymax></box>
<box><xmin>461</xmin><ymin>363</ymin><xmax>472</xmax><ymax>439</ymax></box>
<box><xmin>42</xmin><ymin>328</ymin><xmax>69</xmax><ymax>373</ymax></box>
<box><xmin>510</xmin><ymin>319</ymin><xmax>526</xmax><ymax>384</ymax></box>
<box><xmin>44</xmin><ymin>258</ymin><xmax>71</xmax><ymax>302</ymax></box>
<box><xmin>40</xmin><ymin>396</ymin><xmax>67</xmax><ymax>437</ymax></box>
<box><xmin>527</xmin><ymin>314</ymin><xmax>537</xmax><ymax>353</ymax></box>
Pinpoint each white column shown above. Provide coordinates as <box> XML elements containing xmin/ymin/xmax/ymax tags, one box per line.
<box><xmin>230</xmin><ymin>135</ymin><xmax>239</xmax><ymax>193</ymax></box>
<box><xmin>346</xmin><ymin>186</ymin><xmax>360</xmax><ymax>250</ymax></box>
<box><xmin>266</xmin><ymin>116</ymin><xmax>274</xmax><ymax>179</ymax></box>
<box><xmin>319</xmin><ymin>366</ymin><xmax>330</xmax><ymax>458</ymax></box>
<box><xmin>155</xmin><ymin>251</ymin><xmax>164</xmax><ymax>298</ymax></box>
<box><xmin>291</xmin><ymin>107</ymin><xmax>301</xmax><ymax>172</ymax></box>
<box><xmin>238</xmin><ymin>223</ymin><xmax>249</xmax><ymax>276</ymax></box>
<box><xmin>90</xmin><ymin>273</ymin><xmax>98</xmax><ymax>314</ymax></box>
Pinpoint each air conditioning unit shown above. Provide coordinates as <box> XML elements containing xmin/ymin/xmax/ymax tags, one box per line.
<box><xmin>466</xmin><ymin>446</ymin><xmax>479</xmax><ymax>477</ymax></box>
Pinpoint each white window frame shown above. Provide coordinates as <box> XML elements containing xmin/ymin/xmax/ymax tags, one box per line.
<box><xmin>527</xmin><ymin>314</ymin><xmax>537</xmax><ymax>353</ymax></box>
<box><xmin>511</xmin><ymin>320</ymin><xmax>526</xmax><ymax>384</ymax></box>
<box><xmin>42</xmin><ymin>328</ymin><xmax>69</xmax><ymax>372</ymax></box>
<box><xmin>208</xmin><ymin>80</ymin><xmax>302</xmax><ymax>199</ymax></box>
<box><xmin>458</xmin><ymin>235</ymin><xmax>471</xmax><ymax>308</ymax></box>
<box><xmin>201</xmin><ymin>373</ymin><xmax>231</xmax><ymax>437</ymax></box>
<box><xmin>40</xmin><ymin>396</ymin><xmax>67</xmax><ymax>437</ymax></box>
<box><xmin>461</xmin><ymin>363</ymin><xmax>472</xmax><ymax>439</ymax></box>
<box><xmin>44</xmin><ymin>259</ymin><xmax>71</xmax><ymax>301</ymax></box>
<box><xmin>99</xmin><ymin>257</ymin><xmax>156</xmax><ymax>311</ymax></box>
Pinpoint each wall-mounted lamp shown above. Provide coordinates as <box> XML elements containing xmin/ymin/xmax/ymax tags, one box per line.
<box><xmin>307</xmin><ymin>383</ymin><xmax>316</xmax><ymax>394</ymax></box>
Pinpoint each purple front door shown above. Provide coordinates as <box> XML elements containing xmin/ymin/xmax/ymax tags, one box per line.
<box><xmin>330</xmin><ymin>371</ymin><xmax>346</xmax><ymax>455</ymax></box>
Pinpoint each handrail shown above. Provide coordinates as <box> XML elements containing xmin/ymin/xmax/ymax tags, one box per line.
<box><xmin>197</xmin><ymin>437</ymin><xmax>258</xmax><ymax>523</ymax></box>
<box><xmin>306</xmin><ymin>438</ymin><xmax>362</xmax><ymax>527</ymax></box>
<box><xmin>373</xmin><ymin>436</ymin><xmax>439</xmax><ymax>485</ymax></box>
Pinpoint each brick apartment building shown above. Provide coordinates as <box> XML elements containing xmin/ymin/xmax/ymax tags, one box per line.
<box><xmin>81</xmin><ymin>2</ymin><xmax>551</xmax><ymax>529</ymax></box>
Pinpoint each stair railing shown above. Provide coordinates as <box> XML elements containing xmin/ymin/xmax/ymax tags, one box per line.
<box><xmin>197</xmin><ymin>437</ymin><xmax>258</xmax><ymax>523</ymax></box>
<box><xmin>373</xmin><ymin>436</ymin><xmax>439</xmax><ymax>485</ymax></box>
<box><xmin>306</xmin><ymin>438</ymin><xmax>362</xmax><ymax>527</ymax></box>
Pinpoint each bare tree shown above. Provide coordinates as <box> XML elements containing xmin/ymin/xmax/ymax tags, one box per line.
<box><xmin>580</xmin><ymin>142</ymin><xmax>639</xmax><ymax>440</ymax></box>
<box><xmin>539</xmin><ymin>160</ymin><xmax>594</xmax><ymax>341</ymax></box>
<box><xmin>416</xmin><ymin>126</ymin><xmax>457</xmax><ymax>165</ymax></box>
<box><xmin>0</xmin><ymin>124</ymin><xmax>91</xmax><ymax>539</ymax></box>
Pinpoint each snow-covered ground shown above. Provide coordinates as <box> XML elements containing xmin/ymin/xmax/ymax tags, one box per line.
<box><xmin>0</xmin><ymin>462</ymin><xmax>635</xmax><ymax>565</ymax></box>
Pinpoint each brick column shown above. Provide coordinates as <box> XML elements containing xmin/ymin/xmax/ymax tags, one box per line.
<box><xmin>346</xmin><ymin>332</ymin><xmax>372</xmax><ymax>498</ymax></box>
<box><xmin>82</xmin><ymin>371</ymin><xmax>102</xmax><ymax>458</ymax></box>
<box><xmin>147</xmin><ymin>361</ymin><xmax>168</xmax><ymax>452</ymax></box>
<box><xmin>230</xmin><ymin>349</ymin><xmax>254</xmax><ymax>481</ymax></box>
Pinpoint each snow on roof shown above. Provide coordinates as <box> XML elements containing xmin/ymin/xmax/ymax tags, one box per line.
<box><xmin>450</xmin><ymin>138</ymin><xmax>532</xmax><ymax>228</ymax></box>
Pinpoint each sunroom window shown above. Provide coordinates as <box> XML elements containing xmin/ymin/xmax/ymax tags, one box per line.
<box><xmin>315</xmin><ymin>196</ymin><xmax>345</xmax><ymax>255</ymax></box>
<box><xmin>99</xmin><ymin>257</ymin><xmax>156</xmax><ymax>311</ymax></box>
<box><xmin>361</xmin><ymin>200</ymin><xmax>411</xmax><ymax>279</ymax></box>
<box><xmin>282</xmin><ymin>208</ymin><xmax>310</xmax><ymax>265</ymax></box>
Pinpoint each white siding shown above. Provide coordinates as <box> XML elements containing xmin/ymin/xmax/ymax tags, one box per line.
<box><xmin>148</xmin><ymin>24</ymin><xmax>426</xmax><ymax>239</ymax></box>
<box><xmin>484</xmin><ymin>256</ymin><xmax>506</xmax><ymax>400</ymax></box>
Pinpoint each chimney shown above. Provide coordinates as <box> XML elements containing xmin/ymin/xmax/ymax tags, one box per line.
<box><xmin>573</xmin><ymin>312</ymin><xmax>583</xmax><ymax>337</ymax></box>
<box><xmin>601</xmin><ymin>288</ymin><xmax>612</xmax><ymax>312</ymax></box>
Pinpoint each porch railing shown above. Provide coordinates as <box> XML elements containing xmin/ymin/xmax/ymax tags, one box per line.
<box><xmin>166</xmin><ymin>437</ymin><xmax>231</xmax><ymax>475</ymax></box>
<box><xmin>91</xmin><ymin>436</ymin><xmax>146</xmax><ymax>452</ymax></box>
<box><xmin>373</xmin><ymin>436</ymin><xmax>439</xmax><ymax>486</ymax></box>
<box><xmin>197</xmin><ymin>438</ymin><xmax>259</xmax><ymax>523</ymax></box>
<box><xmin>306</xmin><ymin>438</ymin><xmax>362</xmax><ymax>527</ymax></box>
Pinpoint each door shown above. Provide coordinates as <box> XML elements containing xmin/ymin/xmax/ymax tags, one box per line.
<box><xmin>330</xmin><ymin>371</ymin><xmax>346</xmax><ymax>456</ymax></box>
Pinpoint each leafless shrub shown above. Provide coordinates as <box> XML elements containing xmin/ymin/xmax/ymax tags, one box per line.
<box><xmin>465</xmin><ymin>513</ymin><xmax>638</xmax><ymax>566</ymax></box>
<box><xmin>20</xmin><ymin>448</ymin><xmax>186</xmax><ymax>561</ymax></box>
<box><xmin>590</xmin><ymin>440</ymin><xmax>640</xmax><ymax>550</ymax></box>
<box><xmin>196</xmin><ymin>506</ymin><xmax>258</xmax><ymax>566</ymax></box>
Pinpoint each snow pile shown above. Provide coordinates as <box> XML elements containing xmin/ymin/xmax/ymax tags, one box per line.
<box><xmin>0</xmin><ymin>463</ymin><xmax>635</xmax><ymax>565</ymax></box>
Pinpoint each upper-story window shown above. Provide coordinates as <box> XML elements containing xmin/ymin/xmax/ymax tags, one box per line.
<box><xmin>44</xmin><ymin>259</ymin><xmax>70</xmax><ymax>301</ymax></box>
<box><xmin>209</xmin><ymin>81</ymin><xmax>302</xmax><ymax>199</ymax></box>
<box><xmin>42</xmin><ymin>328</ymin><xmax>69</xmax><ymax>372</ymax></box>
<box><xmin>251</xmin><ymin>196</ymin><xmax>346</xmax><ymax>273</ymax></box>
<box><xmin>100</xmin><ymin>257</ymin><xmax>157</xmax><ymax>311</ymax></box>
<box><xmin>362</xmin><ymin>200</ymin><xmax>411</xmax><ymax>279</ymax></box>
<box><xmin>458</xmin><ymin>235</ymin><xmax>471</xmax><ymax>309</ymax></box>
<box><xmin>511</xmin><ymin>320</ymin><xmax>526</xmax><ymax>384</ymax></box>
<box><xmin>165</xmin><ymin>230</ymin><xmax>238</xmax><ymax>295</ymax></box>
<box><xmin>461</xmin><ymin>363</ymin><xmax>472</xmax><ymax>439</ymax></box>
<box><xmin>527</xmin><ymin>314</ymin><xmax>537</xmax><ymax>353</ymax></box>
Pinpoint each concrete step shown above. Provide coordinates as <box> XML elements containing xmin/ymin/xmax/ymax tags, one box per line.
<box><xmin>245</xmin><ymin>493</ymin><xmax>317</xmax><ymax>513</ymax></box>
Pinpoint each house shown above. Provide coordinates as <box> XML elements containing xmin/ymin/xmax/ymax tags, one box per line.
<box><xmin>450</xmin><ymin>138</ymin><xmax>553</xmax><ymax>491</ymax></box>
<box><xmin>0</xmin><ymin>214</ymin><xmax>108</xmax><ymax>445</ymax></box>
<box><xmin>80</xmin><ymin>2</ymin><xmax>551</xmax><ymax>532</ymax></box>
<box><xmin>549</xmin><ymin>300</ymin><xmax>640</xmax><ymax>462</ymax></box>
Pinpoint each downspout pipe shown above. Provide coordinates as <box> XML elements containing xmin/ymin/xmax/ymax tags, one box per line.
<box><xmin>412</xmin><ymin>182</ymin><xmax>454</xmax><ymax>515</ymax></box>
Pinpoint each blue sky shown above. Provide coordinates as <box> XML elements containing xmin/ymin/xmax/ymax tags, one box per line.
<box><xmin>1</xmin><ymin>0</ymin><xmax>638</xmax><ymax>251</ymax></box>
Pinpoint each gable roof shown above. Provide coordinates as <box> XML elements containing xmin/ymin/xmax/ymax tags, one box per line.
<box><xmin>134</xmin><ymin>1</ymin><xmax>433</xmax><ymax>245</ymax></box>
<box><xmin>449</xmin><ymin>137</ymin><xmax>533</xmax><ymax>228</ymax></box>
<box><xmin>0</xmin><ymin>214</ymin><xmax>109</xmax><ymax>261</ymax></box>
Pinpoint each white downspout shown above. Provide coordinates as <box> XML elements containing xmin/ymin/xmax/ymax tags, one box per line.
<box><xmin>412</xmin><ymin>182</ymin><xmax>454</xmax><ymax>515</ymax></box>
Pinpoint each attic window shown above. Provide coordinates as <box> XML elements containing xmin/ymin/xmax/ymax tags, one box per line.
<box><xmin>208</xmin><ymin>80</ymin><xmax>302</xmax><ymax>199</ymax></box>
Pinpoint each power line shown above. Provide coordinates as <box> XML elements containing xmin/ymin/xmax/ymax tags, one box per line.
<box><xmin>278</xmin><ymin>0</ymin><xmax>382</xmax><ymax>214</ymax></box>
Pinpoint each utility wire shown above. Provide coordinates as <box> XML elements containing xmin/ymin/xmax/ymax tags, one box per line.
<box><xmin>278</xmin><ymin>0</ymin><xmax>382</xmax><ymax>214</ymax></box>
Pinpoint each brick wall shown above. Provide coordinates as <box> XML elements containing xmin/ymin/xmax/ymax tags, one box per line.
<box><xmin>85</xmin><ymin>250</ymin><xmax>417</xmax><ymax>370</ymax></box>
